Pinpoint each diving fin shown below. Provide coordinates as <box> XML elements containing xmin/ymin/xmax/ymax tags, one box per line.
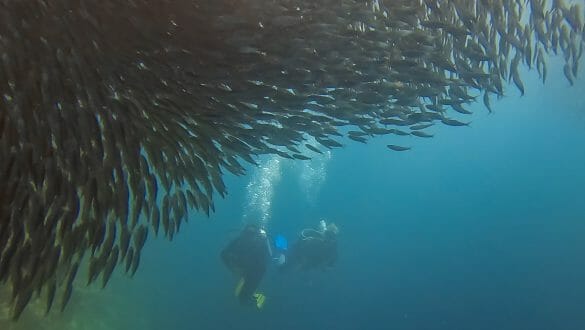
<box><xmin>252</xmin><ymin>293</ymin><xmax>266</xmax><ymax>309</ymax></box>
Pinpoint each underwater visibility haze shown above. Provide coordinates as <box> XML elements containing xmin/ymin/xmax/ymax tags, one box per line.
<box><xmin>1</xmin><ymin>0</ymin><xmax>585</xmax><ymax>329</ymax></box>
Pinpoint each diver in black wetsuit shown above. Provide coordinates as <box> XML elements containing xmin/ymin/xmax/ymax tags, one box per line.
<box><xmin>220</xmin><ymin>224</ymin><xmax>270</xmax><ymax>308</ymax></box>
<box><xmin>280</xmin><ymin>220</ymin><xmax>339</xmax><ymax>272</ymax></box>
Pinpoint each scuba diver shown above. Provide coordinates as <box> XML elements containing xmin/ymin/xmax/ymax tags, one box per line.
<box><xmin>220</xmin><ymin>224</ymin><xmax>271</xmax><ymax>309</ymax></box>
<box><xmin>220</xmin><ymin>220</ymin><xmax>339</xmax><ymax>309</ymax></box>
<box><xmin>278</xmin><ymin>219</ymin><xmax>339</xmax><ymax>272</ymax></box>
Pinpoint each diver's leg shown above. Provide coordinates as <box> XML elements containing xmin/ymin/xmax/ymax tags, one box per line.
<box><xmin>237</xmin><ymin>266</ymin><xmax>265</xmax><ymax>305</ymax></box>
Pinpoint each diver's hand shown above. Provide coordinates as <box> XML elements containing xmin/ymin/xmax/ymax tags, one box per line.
<box><xmin>273</xmin><ymin>253</ymin><xmax>286</xmax><ymax>266</ymax></box>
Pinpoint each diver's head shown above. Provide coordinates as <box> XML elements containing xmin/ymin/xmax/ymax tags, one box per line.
<box><xmin>242</xmin><ymin>224</ymin><xmax>267</xmax><ymax>239</ymax></box>
<box><xmin>324</xmin><ymin>223</ymin><xmax>339</xmax><ymax>240</ymax></box>
<box><xmin>243</xmin><ymin>224</ymin><xmax>259</xmax><ymax>233</ymax></box>
<box><xmin>258</xmin><ymin>228</ymin><xmax>267</xmax><ymax>239</ymax></box>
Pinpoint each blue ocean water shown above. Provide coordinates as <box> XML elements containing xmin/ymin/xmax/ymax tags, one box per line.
<box><xmin>89</xmin><ymin>58</ymin><xmax>585</xmax><ymax>330</ymax></box>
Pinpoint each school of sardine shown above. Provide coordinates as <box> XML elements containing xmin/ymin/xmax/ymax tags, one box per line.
<box><xmin>0</xmin><ymin>0</ymin><xmax>583</xmax><ymax>320</ymax></box>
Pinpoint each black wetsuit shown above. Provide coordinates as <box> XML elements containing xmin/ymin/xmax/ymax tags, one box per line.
<box><xmin>220</xmin><ymin>226</ymin><xmax>270</xmax><ymax>304</ymax></box>
<box><xmin>284</xmin><ymin>230</ymin><xmax>337</xmax><ymax>271</ymax></box>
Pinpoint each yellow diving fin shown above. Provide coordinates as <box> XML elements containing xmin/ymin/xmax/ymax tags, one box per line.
<box><xmin>252</xmin><ymin>293</ymin><xmax>266</xmax><ymax>309</ymax></box>
<box><xmin>234</xmin><ymin>278</ymin><xmax>245</xmax><ymax>297</ymax></box>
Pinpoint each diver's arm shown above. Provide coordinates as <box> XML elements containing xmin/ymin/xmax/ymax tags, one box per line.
<box><xmin>220</xmin><ymin>237</ymin><xmax>242</xmax><ymax>267</ymax></box>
